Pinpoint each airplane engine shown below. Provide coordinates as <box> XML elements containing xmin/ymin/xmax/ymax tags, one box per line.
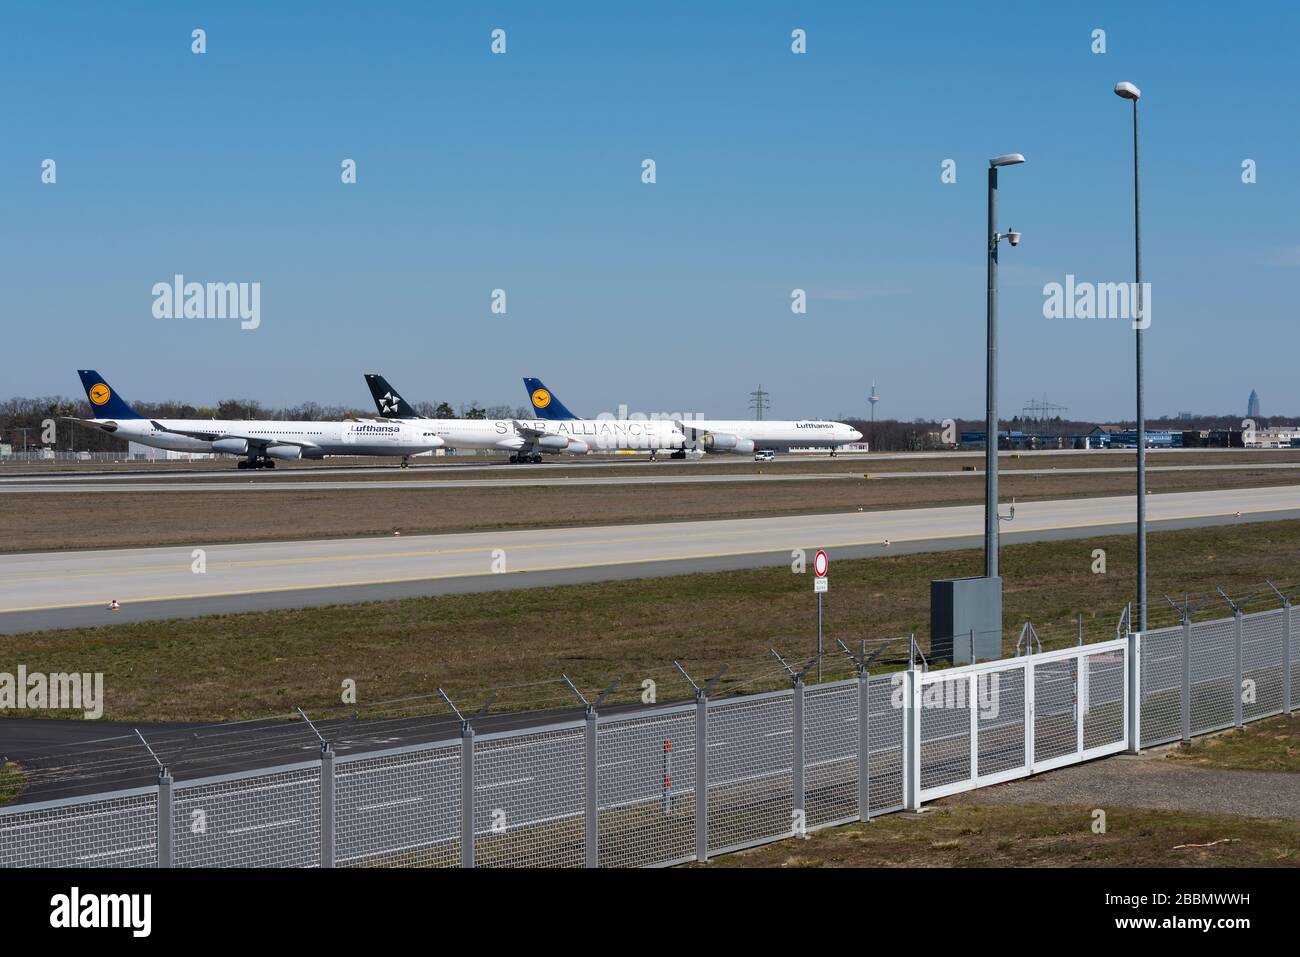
<box><xmin>266</xmin><ymin>444</ymin><xmax>303</xmax><ymax>460</ymax></box>
<box><xmin>702</xmin><ymin>433</ymin><xmax>755</xmax><ymax>455</ymax></box>
<box><xmin>564</xmin><ymin>439</ymin><xmax>591</xmax><ymax>455</ymax></box>
<box><xmin>211</xmin><ymin>438</ymin><xmax>249</xmax><ymax>455</ymax></box>
<box><xmin>537</xmin><ymin>435</ymin><xmax>570</xmax><ymax>451</ymax></box>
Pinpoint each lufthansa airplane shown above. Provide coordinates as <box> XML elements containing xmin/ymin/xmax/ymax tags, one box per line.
<box><xmin>522</xmin><ymin>377</ymin><xmax>862</xmax><ymax>456</ymax></box>
<box><xmin>71</xmin><ymin>370</ymin><xmax>444</xmax><ymax>469</ymax></box>
<box><xmin>365</xmin><ymin>374</ymin><xmax>687</xmax><ymax>462</ymax></box>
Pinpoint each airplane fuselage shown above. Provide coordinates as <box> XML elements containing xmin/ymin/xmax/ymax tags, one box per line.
<box><xmin>684</xmin><ymin>419</ymin><xmax>862</xmax><ymax>452</ymax></box>
<box><xmin>90</xmin><ymin>417</ymin><xmax>442</xmax><ymax>459</ymax></box>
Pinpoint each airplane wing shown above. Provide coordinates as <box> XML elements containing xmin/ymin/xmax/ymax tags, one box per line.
<box><xmin>511</xmin><ymin>419</ymin><xmax>548</xmax><ymax>438</ymax></box>
<box><xmin>149</xmin><ymin>420</ymin><xmax>318</xmax><ymax>449</ymax></box>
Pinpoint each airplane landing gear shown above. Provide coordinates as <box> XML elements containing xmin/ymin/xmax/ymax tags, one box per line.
<box><xmin>237</xmin><ymin>457</ymin><xmax>274</xmax><ymax>470</ymax></box>
<box><xmin>400</xmin><ymin>455</ymin><xmax>410</xmax><ymax>469</ymax></box>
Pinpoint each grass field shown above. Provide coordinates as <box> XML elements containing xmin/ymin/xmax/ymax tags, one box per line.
<box><xmin>0</xmin><ymin>762</ymin><xmax>24</xmax><ymax>804</ymax></box>
<box><xmin>701</xmin><ymin>802</ymin><xmax>1300</xmax><ymax>867</ymax></box>
<box><xmin>4</xmin><ymin>518</ymin><xmax>1299</xmax><ymax>723</ymax></box>
<box><xmin>6</xmin><ymin>467</ymin><xmax>1298</xmax><ymax>553</ymax></box>
<box><xmin>1167</xmin><ymin>715</ymin><xmax>1300</xmax><ymax>773</ymax></box>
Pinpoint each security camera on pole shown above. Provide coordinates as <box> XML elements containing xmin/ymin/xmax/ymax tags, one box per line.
<box><xmin>931</xmin><ymin>152</ymin><xmax>1025</xmax><ymax>665</ymax></box>
<box><xmin>813</xmin><ymin>549</ymin><xmax>829</xmax><ymax>681</ymax></box>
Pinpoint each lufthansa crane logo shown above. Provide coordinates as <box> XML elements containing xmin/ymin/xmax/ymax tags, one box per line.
<box><xmin>89</xmin><ymin>383</ymin><xmax>111</xmax><ymax>406</ymax></box>
<box><xmin>531</xmin><ymin>388</ymin><xmax>551</xmax><ymax>409</ymax></box>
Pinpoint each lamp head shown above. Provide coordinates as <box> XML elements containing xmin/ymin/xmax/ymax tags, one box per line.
<box><xmin>1114</xmin><ymin>81</ymin><xmax>1141</xmax><ymax>101</ymax></box>
<box><xmin>989</xmin><ymin>153</ymin><xmax>1026</xmax><ymax>168</ymax></box>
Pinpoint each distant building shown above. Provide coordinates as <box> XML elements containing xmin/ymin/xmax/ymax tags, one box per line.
<box><xmin>1245</xmin><ymin>426</ymin><xmax>1299</xmax><ymax>448</ymax></box>
<box><xmin>1247</xmin><ymin>389</ymin><xmax>1261</xmax><ymax>418</ymax></box>
<box><xmin>1107</xmin><ymin>430</ymin><xmax>1180</xmax><ymax>449</ymax></box>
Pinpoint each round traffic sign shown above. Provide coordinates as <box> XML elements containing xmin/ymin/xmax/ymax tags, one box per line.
<box><xmin>814</xmin><ymin>549</ymin><xmax>829</xmax><ymax>577</ymax></box>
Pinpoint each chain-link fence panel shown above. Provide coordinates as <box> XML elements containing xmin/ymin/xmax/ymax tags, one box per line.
<box><xmin>1190</xmin><ymin>617</ymin><xmax>1237</xmax><ymax>735</ymax></box>
<box><xmin>1141</xmin><ymin>625</ymin><xmax>1184</xmax><ymax>747</ymax></box>
<box><xmin>867</xmin><ymin>674</ymin><xmax>904</xmax><ymax>814</ymax></box>
<box><xmin>1241</xmin><ymin>609</ymin><xmax>1285</xmax><ymax>722</ymax></box>
<box><xmin>1292</xmin><ymin>604</ymin><xmax>1300</xmax><ymax>714</ymax></box>
<box><xmin>919</xmin><ymin>675</ymin><xmax>971</xmax><ymax>794</ymax></box>
<box><xmin>172</xmin><ymin>766</ymin><xmax>320</xmax><ymax>868</ymax></box>
<box><xmin>1034</xmin><ymin>657</ymin><xmax>1078</xmax><ymax>764</ymax></box>
<box><xmin>1083</xmin><ymin>647</ymin><xmax>1127</xmax><ymax>751</ymax></box>
<box><xmin>597</xmin><ymin>706</ymin><xmax>696</xmax><ymax>868</ymax></box>
<box><xmin>473</xmin><ymin>725</ymin><xmax>585</xmax><ymax>868</ymax></box>
<box><xmin>0</xmin><ymin>790</ymin><xmax>157</xmax><ymax>868</ymax></box>
<box><xmin>804</xmin><ymin>682</ymin><xmax>858</xmax><ymax>829</ymax></box>
<box><xmin>706</xmin><ymin>693</ymin><xmax>794</xmax><ymax>855</ymax></box>
<box><xmin>977</xmin><ymin>665</ymin><xmax>1026</xmax><ymax>778</ymax></box>
<box><xmin>336</xmin><ymin>743</ymin><xmax>460</xmax><ymax>868</ymax></box>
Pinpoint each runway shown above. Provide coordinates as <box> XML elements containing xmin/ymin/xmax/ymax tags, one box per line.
<box><xmin>5</xmin><ymin>462</ymin><xmax>1300</xmax><ymax>494</ymax></box>
<box><xmin>2</xmin><ymin>485</ymin><xmax>1297</xmax><ymax>633</ymax></box>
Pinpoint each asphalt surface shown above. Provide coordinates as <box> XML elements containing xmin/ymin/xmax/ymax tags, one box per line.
<box><xmin>957</xmin><ymin>750</ymin><xmax>1300</xmax><ymax>820</ymax></box>
<box><xmin>3</xmin><ymin>486</ymin><xmax>1299</xmax><ymax>634</ymax></box>
<box><xmin>0</xmin><ymin>705</ymin><xmax>597</xmax><ymax>805</ymax></box>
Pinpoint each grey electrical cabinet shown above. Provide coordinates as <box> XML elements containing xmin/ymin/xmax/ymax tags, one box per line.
<box><xmin>931</xmin><ymin>576</ymin><xmax>1003</xmax><ymax>664</ymax></box>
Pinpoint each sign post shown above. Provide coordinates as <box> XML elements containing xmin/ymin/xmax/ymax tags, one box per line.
<box><xmin>813</xmin><ymin>550</ymin><xmax>829</xmax><ymax>681</ymax></box>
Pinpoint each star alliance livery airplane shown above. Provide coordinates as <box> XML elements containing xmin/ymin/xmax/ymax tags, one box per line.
<box><xmin>364</xmin><ymin>374</ymin><xmax>687</xmax><ymax>462</ymax></box>
<box><xmin>522</xmin><ymin>377</ymin><xmax>862</xmax><ymax>456</ymax></box>
<box><xmin>71</xmin><ymin>370</ymin><xmax>444</xmax><ymax>469</ymax></box>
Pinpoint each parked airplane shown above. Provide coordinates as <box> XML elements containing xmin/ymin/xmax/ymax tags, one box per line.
<box><xmin>70</xmin><ymin>370</ymin><xmax>444</xmax><ymax>469</ymax></box>
<box><xmin>522</xmin><ymin>377</ymin><xmax>862</xmax><ymax>456</ymax></box>
<box><xmin>365</xmin><ymin>374</ymin><xmax>686</xmax><ymax>462</ymax></box>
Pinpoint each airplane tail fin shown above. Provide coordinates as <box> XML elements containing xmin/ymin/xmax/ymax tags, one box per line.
<box><xmin>364</xmin><ymin>373</ymin><xmax>422</xmax><ymax>418</ymax></box>
<box><xmin>522</xmin><ymin>377</ymin><xmax>581</xmax><ymax>420</ymax></box>
<box><xmin>77</xmin><ymin>370</ymin><xmax>144</xmax><ymax>419</ymax></box>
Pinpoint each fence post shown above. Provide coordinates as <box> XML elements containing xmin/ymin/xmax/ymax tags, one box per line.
<box><xmin>320</xmin><ymin>744</ymin><xmax>336</xmax><ymax>868</ymax></box>
<box><xmin>1284</xmin><ymin>599</ymin><xmax>1293</xmax><ymax>716</ymax></box>
<box><xmin>857</xmin><ymin>669</ymin><xmax>870</xmax><ymax>823</ymax></box>
<box><xmin>1126</xmin><ymin>629</ymin><xmax>1142</xmax><ymax>753</ymax></box>
<box><xmin>904</xmin><ymin>664</ymin><xmax>922</xmax><ymax>810</ymax></box>
<box><xmin>1234</xmin><ymin>609</ymin><xmax>1244</xmax><ymax>728</ymax></box>
<box><xmin>1181</xmin><ymin>614</ymin><xmax>1192</xmax><ymax>744</ymax></box>
<box><xmin>694</xmin><ymin>690</ymin><xmax>709</xmax><ymax>863</ymax></box>
<box><xmin>157</xmin><ymin>771</ymin><xmax>173</xmax><ymax>869</ymax></box>
<box><xmin>792</xmin><ymin>677</ymin><xmax>805</xmax><ymax>837</ymax></box>
<box><xmin>584</xmin><ymin>707</ymin><xmax>599</xmax><ymax>868</ymax></box>
<box><xmin>1024</xmin><ymin>650</ymin><xmax>1036</xmax><ymax>771</ymax></box>
<box><xmin>461</xmin><ymin>724</ymin><xmax>475</xmax><ymax>869</ymax></box>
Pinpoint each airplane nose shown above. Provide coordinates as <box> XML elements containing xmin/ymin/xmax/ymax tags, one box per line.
<box><xmin>850</xmin><ymin>429</ymin><xmax>863</xmax><ymax>441</ymax></box>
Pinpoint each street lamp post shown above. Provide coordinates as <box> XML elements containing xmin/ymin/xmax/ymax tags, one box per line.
<box><xmin>1115</xmin><ymin>80</ymin><xmax>1145</xmax><ymax>633</ymax></box>
<box><xmin>985</xmin><ymin>154</ymin><xmax>1025</xmax><ymax>578</ymax></box>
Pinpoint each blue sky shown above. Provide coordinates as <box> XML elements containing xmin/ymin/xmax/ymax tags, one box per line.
<box><xmin>2</xmin><ymin>1</ymin><xmax>1296</xmax><ymax>420</ymax></box>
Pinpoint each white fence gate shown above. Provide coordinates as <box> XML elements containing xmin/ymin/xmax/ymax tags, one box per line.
<box><xmin>913</xmin><ymin>638</ymin><xmax>1129</xmax><ymax>805</ymax></box>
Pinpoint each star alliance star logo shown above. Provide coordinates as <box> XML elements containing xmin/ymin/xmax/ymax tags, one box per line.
<box><xmin>380</xmin><ymin>392</ymin><xmax>399</xmax><ymax>414</ymax></box>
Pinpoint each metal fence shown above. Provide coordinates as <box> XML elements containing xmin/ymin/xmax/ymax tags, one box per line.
<box><xmin>1138</xmin><ymin>597</ymin><xmax>1295</xmax><ymax>748</ymax></box>
<box><xmin>2</xmin><ymin>604</ymin><xmax>1294</xmax><ymax>868</ymax></box>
